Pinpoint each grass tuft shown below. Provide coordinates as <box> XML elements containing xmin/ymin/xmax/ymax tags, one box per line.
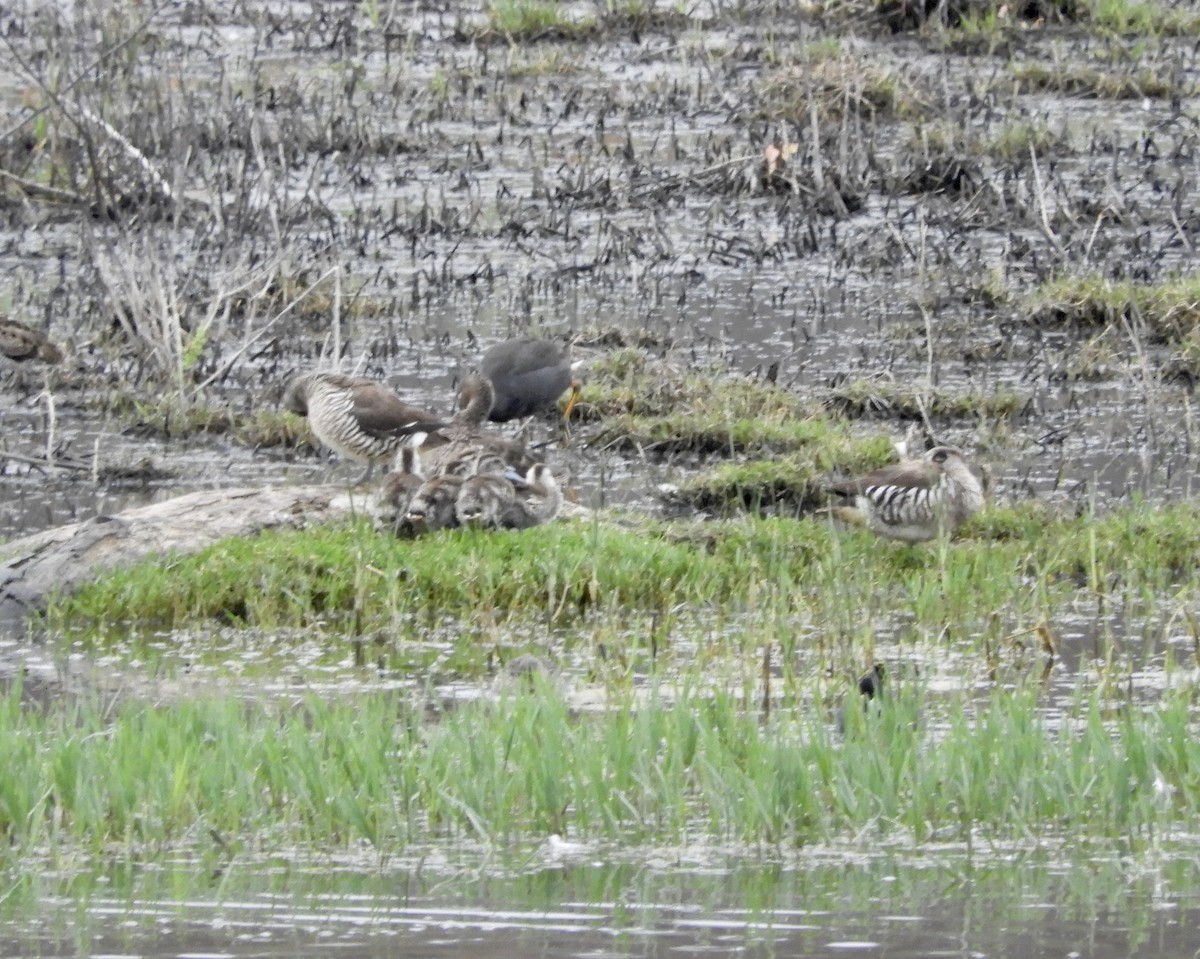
<box><xmin>757</xmin><ymin>56</ymin><xmax>928</xmax><ymax>122</ymax></box>
<box><xmin>823</xmin><ymin>378</ymin><xmax>1027</xmax><ymax>421</ymax></box>
<box><xmin>480</xmin><ymin>0</ymin><xmax>597</xmax><ymax>40</ymax></box>
<box><xmin>663</xmin><ymin>435</ymin><xmax>896</xmax><ymax>515</ymax></box>
<box><xmin>1011</xmin><ymin>61</ymin><xmax>1184</xmax><ymax>99</ymax></box>
<box><xmin>1026</xmin><ymin>274</ymin><xmax>1200</xmax><ymax>344</ymax></box>
<box><xmin>579</xmin><ymin>350</ymin><xmax>855</xmax><ymax>456</ymax></box>
<box><xmin>47</xmin><ymin>500</ymin><xmax>1200</xmax><ymax>661</ymax></box>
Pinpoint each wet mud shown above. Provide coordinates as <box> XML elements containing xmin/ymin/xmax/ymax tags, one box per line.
<box><xmin>0</xmin><ymin>0</ymin><xmax>1197</xmax><ymax>543</ymax></box>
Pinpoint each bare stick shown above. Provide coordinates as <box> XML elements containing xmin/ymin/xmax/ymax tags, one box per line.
<box><xmin>188</xmin><ymin>264</ymin><xmax>342</xmax><ymax>398</ymax></box>
<box><xmin>40</xmin><ymin>382</ymin><xmax>57</xmax><ymax>467</ymax></box>
<box><xmin>1</xmin><ymin>0</ymin><xmax>179</xmax><ymax>208</ymax></box>
<box><xmin>72</xmin><ymin>102</ymin><xmax>175</xmax><ymax>203</ymax></box>
<box><xmin>0</xmin><ymin>169</ymin><xmax>88</xmax><ymax>206</ymax></box>
<box><xmin>0</xmin><ymin>449</ymin><xmax>92</xmax><ymax>473</ymax></box>
<box><xmin>0</xmin><ymin>0</ymin><xmax>174</xmax><ymax>146</ymax></box>
<box><xmin>1029</xmin><ymin>142</ymin><xmax>1066</xmax><ymax>257</ymax></box>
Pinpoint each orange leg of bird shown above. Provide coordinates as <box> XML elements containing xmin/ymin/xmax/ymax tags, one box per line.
<box><xmin>562</xmin><ymin>381</ymin><xmax>581</xmax><ymax>420</ymax></box>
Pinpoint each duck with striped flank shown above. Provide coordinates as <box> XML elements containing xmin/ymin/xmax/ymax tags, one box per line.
<box><xmin>825</xmin><ymin>446</ymin><xmax>984</xmax><ymax>542</ymax></box>
<box><xmin>282</xmin><ymin>372</ymin><xmax>446</xmax><ymax>483</ymax></box>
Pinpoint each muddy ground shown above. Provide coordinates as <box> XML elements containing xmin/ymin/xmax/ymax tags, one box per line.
<box><xmin>0</xmin><ymin>0</ymin><xmax>1198</xmax><ymax>542</ymax></box>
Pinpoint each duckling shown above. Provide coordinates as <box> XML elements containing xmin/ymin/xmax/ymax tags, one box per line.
<box><xmin>405</xmin><ymin>474</ymin><xmax>465</xmax><ymax>532</ymax></box>
<box><xmin>376</xmin><ymin>445</ymin><xmax>425</xmax><ymax>534</ymax></box>
<box><xmin>455</xmin><ymin>473</ymin><xmax>517</xmax><ymax>529</ymax></box>
<box><xmin>500</xmin><ymin>464</ymin><xmax>563</xmax><ymax>529</ymax></box>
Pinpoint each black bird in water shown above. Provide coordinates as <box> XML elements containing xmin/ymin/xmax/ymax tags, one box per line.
<box><xmin>838</xmin><ymin>662</ymin><xmax>886</xmax><ymax>735</ymax></box>
<box><xmin>857</xmin><ymin>663</ymin><xmax>885</xmax><ymax>701</ymax></box>
<box><xmin>479</xmin><ymin>337</ymin><xmax>579</xmax><ymax>422</ymax></box>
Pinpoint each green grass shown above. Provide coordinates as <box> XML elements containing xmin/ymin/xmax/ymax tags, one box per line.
<box><xmin>1086</xmin><ymin>0</ymin><xmax>1200</xmax><ymax>34</ymax></box>
<box><xmin>592</xmin><ymin>407</ymin><xmax>875</xmax><ymax>456</ymax></box>
<box><xmin>21</xmin><ymin>485</ymin><xmax>1200</xmax><ymax>873</ymax></box>
<box><xmin>1026</xmin><ymin>273</ymin><xmax>1200</xmax><ymax>343</ymax></box>
<box><xmin>664</xmin><ymin>435</ymin><xmax>896</xmax><ymax>513</ymax></box>
<box><xmin>47</xmin><ymin>500</ymin><xmax>1200</xmax><ymax>667</ymax></box>
<box><xmin>879</xmin><ymin>0</ymin><xmax>1200</xmax><ymax>34</ymax></box>
<box><xmin>115</xmin><ymin>396</ymin><xmax>307</xmax><ymax>446</ymax></box>
<box><xmin>823</xmin><ymin>379</ymin><xmax>1027</xmax><ymax>421</ymax></box>
<box><xmin>1011</xmin><ymin>61</ymin><xmax>1183</xmax><ymax>99</ymax></box>
<box><xmin>483</xmin><ymin>0</ymin><xmax>596</xmax><ymax>39</ymax></box>
<box><xmin>986</xmin><ymin>120</ymin><xmax>1068</xmax><ymax>162</ymax></box>
<box><xmin>579</xmin><ymin>350</ymin><xmax>874</xmax><ymax>456</ymax></box>
<box><xmin>0</xmin><ymin>678</ymin><xmax>1197</xmax><ymax>861</ymax></box>
<box><xmin>756</xmin><ymin>57</ymin><xmax>928</xmax><ymax>122</ymax></box>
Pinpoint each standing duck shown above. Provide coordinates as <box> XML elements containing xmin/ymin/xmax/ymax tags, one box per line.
<box><xmin>281</xmin><ymin>372</ymin><xmax>446</xmax><ymax>483</ymax></box>
<box><xmin>480</xmin><ymin>337</ymin><xmax>579</xmax><ymax>422</ymax></box>
<box><xmin>825</xmin><ymin>446</ymin><xmax>985</xmax><ymax>542</ymax></box>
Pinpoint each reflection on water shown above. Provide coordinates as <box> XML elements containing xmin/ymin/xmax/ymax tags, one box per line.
<box><xmin>4</xmin><ymin>846</ymin><xmax>1199</xmax><ymax>958</ymax></box>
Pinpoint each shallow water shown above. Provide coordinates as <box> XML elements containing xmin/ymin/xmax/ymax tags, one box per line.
<box><xmin>5</xmin><ymin>843</ymin><xmax>1200</xmax><ymax>958</ymax></box>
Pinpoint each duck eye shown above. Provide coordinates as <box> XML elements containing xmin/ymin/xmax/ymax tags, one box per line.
<box><xmin>933</xmin><ymin>449</ymin><xmax>949</xmax><ymax>462</ymax></box>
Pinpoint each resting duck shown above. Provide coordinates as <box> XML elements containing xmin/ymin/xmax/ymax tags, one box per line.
<box><xmin>405</xmin><ymin>474</ymin><xmax>465</xmax><ymax>532</ymax></box>
<box><xmin>376</xmin><ymin>445</ymin><xmax>425</xmax><ymax>533</ymax></box>
<box><xmin>456</xmin><ymin>473</ymin><xmax>517</xmax><ymax>529</ymax></box>
<box><xmin>824</xmin><ymin>446</ymin><xmax>985</xmax><ymax>542</ymax></box>
<box><xmin>500</xmin><ymin>464</ymin><xmax>563</xmax><ymax>529</ymax></box>
<box><xmin>422</xmin><ymin>373</ymin><xmax>537</xmax><ymax>477</ymax></box>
